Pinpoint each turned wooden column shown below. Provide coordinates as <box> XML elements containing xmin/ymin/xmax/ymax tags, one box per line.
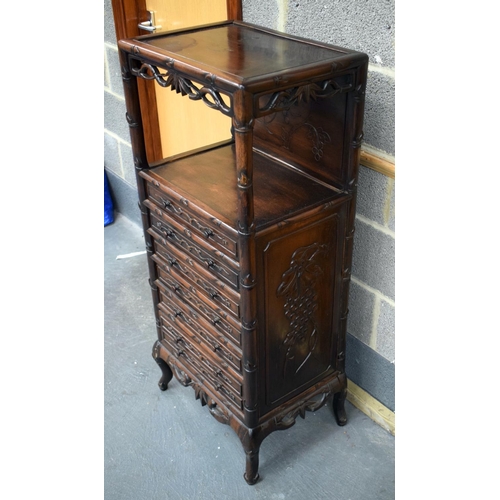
<box><xmin>232</xmin><ymin>89</ymin><xmax>259</xmax><ymax>431</ymax></box>
<box><xmin>335</xmin><ymin>60</ymin><xmax>368</xmax><ymax>424</ymax></box>
<box><xmin>119</xmin><ymin>49</ymin><xmax>163</xmax><ymax>342</ymax></box>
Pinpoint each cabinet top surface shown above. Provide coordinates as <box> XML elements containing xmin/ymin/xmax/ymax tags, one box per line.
<box><xmin>120</xmin><ymin>22</ymin><xmax>366</xmax><ymax>87</ymax></box>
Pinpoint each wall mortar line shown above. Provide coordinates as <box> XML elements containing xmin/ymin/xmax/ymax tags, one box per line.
<box><xmin>277</xmin><ymin>0</ymin><xmax>289</xmax><ymax>32</ymax></box>
<box><xmin>368</xmin><ymin>63</ymin><xmax>395</xmax><ymax>79</ymax></box>
<box><xmin>104</xmin><ymin>47</ymin><xmax>111</xmax><ymax>89</ymax></box>
<box><xmin>383</xmin><ymin>177</ymin><xmax>395</xmax><ymax>227</ymax></box>
<box><xmin>351</xmin><ymin>276</ymin><xmax>395</xmax><ymax>307</ymax></box>
<box><xmin>370</xmin><ymin>296</ymin><xmax>381</xmax><ymax>350</ymax></box>
<box><xmin>355</xmin><ymin>214</ymin><xmax>395</xmax><ymax>238</ymax></box>
<box><xmin>105</xmin><ymin>128</ymin><xmax>132</xmax><ymax>147</ymax></box>
<box><xmin>105</xmin><ymin>87</ymin><xmax>126</xmax><ymax>101</ymax></box>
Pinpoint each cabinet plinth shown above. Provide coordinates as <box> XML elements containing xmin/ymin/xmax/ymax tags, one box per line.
<box><xmin>118</xmin><ymin>20</ymin><xmax>368</xmax><ymax>484</ymax></box>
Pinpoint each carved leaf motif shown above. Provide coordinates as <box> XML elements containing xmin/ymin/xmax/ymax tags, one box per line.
<box><xmin>262</xmin><ymin>104</ymin><xmax>332</xmax><ymax>162</ymax></box>
<box><xmin>277</xmin><ymin>244</ymin><xmax>326</xmax><ymax>297</ymax></box>
<box><xmin>164</xmin><ymin>72</ymin><xmax>194</xmax><ymax>96</ymax></box>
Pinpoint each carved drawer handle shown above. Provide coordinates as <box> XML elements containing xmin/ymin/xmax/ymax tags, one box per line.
<box><xmin>214</xmin><ymin>369</ymin><xmax>222</xmax><ymax>377</ymax></box>
<box><xmin>204</xmin><ymin>228</ymin><xmax>214</xmax><ymax>239</ymax></box>
<box><xmin>213</xmin><ymin>344</ymin><xmax>221</xmax><ymax>352</ymax></box>
<box><xmin>210</xmin><ymin>291</ymin><xmax>219</xmax><ymax>300</ymax></box>
<box><xmin>157</xmin><ymin>221</ymin><xmax>174</xmax><ymax>237</ymax></box>
<box><xmin>174</xmin><ymin>310</ymin><xmax>183</xmax><ymax>318</ymax></box>
<box><xmin>175</xmin><ymin>337</ymin><xmax>184</xmax><ymax>344</ymax></box>
<box><xmin>163</xmin><ymin>199</ymin><xmax>172</xmax><ymax>208</ymax></box>
<box><xmin>212</xmin><ymin>317</ymin><xmax>221</xmax><ymax>326</ymax></box>
<box><xmin>167</xmin><ymin>257</ymin><xmax>178</xmax><ymax>267</ymax></box>
<box><xmin>167</xmin><ymin>279</ymin><xmax>181</xmax><ymax>292</ymax></box>
<box><xmin>205</xmin><ymin>259</ymin><xmax>227</xmax><ymax>276</ymax></box>
<box><xmin>175</xmin><ymin>349</ymin><xmax>186</xmax><ymax>358</ymax></box>
<box><xmin>215</xmin><ymin>384</ymin><xmax>222</xmax><ymax>391</ymax></box>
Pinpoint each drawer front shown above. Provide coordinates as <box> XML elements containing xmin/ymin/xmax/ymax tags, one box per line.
<box><xmin>145</xmin><ymin>187</ymin><xmax>238</xmax><ymax>259</ymax></box>
<box><xmin>150</xmin><ymin>232</ymin><xmax>241</xmax><ymax>318</ymax></box>
<box><xmin>160</xmin><ymin>318</ymin><xmax>243</xmax><ymax>405</ymax></box>
<box><xmin>156</xmin><ymin>271</ymin><xmax>241</xmax><ymax>345</ymax></box>
<box><xmin>158</xmin><ymin>299</ymin><xmax>242</xmax><ymax>374</ymax></box>
<box><xmin>149</xmin><ymin>212</ymin><xmax>239</xmax><ymax>290</ymax></box>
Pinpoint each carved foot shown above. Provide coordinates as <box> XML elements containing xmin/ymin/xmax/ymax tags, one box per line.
<box><xmin>333</xmin><ymin>388</ymin><xmax>347</xmax><ymax>426</ymax></box>
<box><xmin>155</xmin><ymin>357</ymin><xmax>173</xmax><ymax>390</ymax></box>
<box><xmin>236</xmin><ymin>427</ymin><xmax>263</xmax><ymax>486</ymax></box>
<box><xmin>243</xmin><ymin>447</ymin><xmax>260</xmax><ymax>485</ymax></box>
<box><xmin>151</xmin><ymin>341</ymin><xmax>174</xmax><ymax>392</ymax></box>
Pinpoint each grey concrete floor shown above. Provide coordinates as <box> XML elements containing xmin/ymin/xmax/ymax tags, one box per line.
<box><xmin>104</xmin><ymin>213</ymin><xmax>395</xmax><ymax>500</ymax></box>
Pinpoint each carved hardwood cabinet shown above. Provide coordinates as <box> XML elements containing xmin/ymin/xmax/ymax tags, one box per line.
<box><xmin>118</xmin><ymin>21</ymin><xmax>367</xmax><ymax>484</ymax></box>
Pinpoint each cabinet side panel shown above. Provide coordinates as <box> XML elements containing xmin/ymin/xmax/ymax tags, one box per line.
<box><xmin>253</xmin><ymin>92</ymin><xmax>348</xmax><ymax>189</ymax></box>
<box><xmin>258</xmin><ymin>214</ymin><xmax>340</xmax><ymax>412</ymax></box>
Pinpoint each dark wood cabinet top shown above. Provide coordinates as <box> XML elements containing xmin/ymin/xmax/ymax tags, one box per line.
<box><xmin>146</xmin><ymin>24</ymin><xmax>344</xmax><ymax>78</ymax></box>
<box><xmin>119</xmin><ymin>21</ymin><xmax>367</xmax><ymax>92</ymax></box>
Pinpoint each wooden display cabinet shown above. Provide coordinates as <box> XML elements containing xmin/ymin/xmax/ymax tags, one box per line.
<box><xmin>118</xmin><ymin>21</ymin><xmax>368</xmax><ymax>484</ymax></box>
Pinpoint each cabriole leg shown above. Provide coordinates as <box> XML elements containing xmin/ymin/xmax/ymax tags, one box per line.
<box><xmin>154</xmin><ymin>357</ymin><xmax>173</xmax><ymax>391</ymax></box>
<box><xmin>152</xmin><ymin>342</ymin><xmax>173</xmax><ymax>391</ymax></box>
<box><xmin>333</xmin><ymin>387</ymin><xmax>347</xmax><ymax>426</ymax></box>
<box><xmin>235</xmin><ymin>425</ymin><xmax>264</xmax><ymax>486</ymax></box>
<box><xmin>243</xmin><ymin>443</ymin><xmax>260</xmax><ymax>485</ymax></box>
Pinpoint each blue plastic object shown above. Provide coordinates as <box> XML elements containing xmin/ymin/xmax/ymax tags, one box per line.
<box><xmin>104</xmin><ymin>170</ymin><xmax>114</xmax><ymax>226</ymax></box>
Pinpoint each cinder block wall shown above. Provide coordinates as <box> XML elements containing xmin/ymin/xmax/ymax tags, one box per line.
<box><xmin>104</xmin><ymin>0</ymin><xmax>395</xmax><ymax>412</ymax></box>
<box><xmin>104</xmin><ymin>0</ymin><xmax>142</xmax><ymax>225</ymax></box>
<box><xmin>243</xmin><ymin>0</ymin><xmax>395</xmax><ymax>412</ymax></box>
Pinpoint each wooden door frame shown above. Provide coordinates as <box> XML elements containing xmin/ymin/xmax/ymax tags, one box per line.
<box><xmin>110</xmin><ymin>0</ymin><xmax>243</xmax><ymax>163</ymax></box>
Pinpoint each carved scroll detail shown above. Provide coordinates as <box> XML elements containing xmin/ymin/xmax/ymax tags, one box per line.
<box><xmin>162</xmin><ymin>349</ymin><xmax>231</xmax><ymax>424</ymax></box>
<box><xmin>259</xmin><ymin>79</ymin><xmax>352</xmax><ymax>115</ymax></box>
<box><xmin>189</xmin><ymin>380</ymin><xmax>231</xmax><ymax>424</ymax></box>
<box><xmin>277</xmin><ymin>392</ymin><xmax>330</xmax><ymax>428</ymax></box>
<box><xmin>131</xmin><ymin>62</ymin><xmax>232</xmax><ymax>116</ymax></box>
<box><xmin>277</xmin><ymin>243</ymin><xmax>328</xmax><ymax>377</ymax></box>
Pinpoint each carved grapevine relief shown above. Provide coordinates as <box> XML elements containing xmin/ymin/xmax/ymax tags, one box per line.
<box><xmin>257</xmin><ymin>76</ymin><xmax>353</xmax><ymax>162</ymax></box>
<box><xmin>261</xmin><ymin>103</ymin><xmax>332</xmax><ymax>162</ymax></box>
<box><xmin>277</xmin><ymin>242</ymin><xmax>328</xmax><ymax>377</ymax></box>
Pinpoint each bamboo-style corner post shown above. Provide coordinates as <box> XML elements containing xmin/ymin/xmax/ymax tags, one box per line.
<box><xmin>232</xmin><ymin>88</ymin><xmax>261</xmax><ymax>484</ymax></box>
<box><xmin>232</xmin><ymin>89</ymin><xmax>259</xmax><ymax>431</ymax></box>
<box><xmin>335</xmin><ymin>58</ymin><xmax>368</xmax><ymax>424</ymax></box>
<box><xmin>118</xmin><ymin>46</ymin><xmax>163</xmax><ymax>342</ymax></box>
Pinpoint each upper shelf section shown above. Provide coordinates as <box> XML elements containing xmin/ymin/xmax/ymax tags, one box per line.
<box><xmin>118</xmin><ymin>21</ymin><xmax>368</xmax><ymax>94</ymax></box>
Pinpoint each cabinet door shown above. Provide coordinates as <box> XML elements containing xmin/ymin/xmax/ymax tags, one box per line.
<box><xmin>111</xmin><ymin>0</ymin><xmax>241</xmax><ymax>161</ymax></box>
<box><xmin>256</xmin><ymin>206</ymin><xmax>346</xmax><ymax>414</ymax></box>
<box><xmin>145</xmin><ymin>0</ymin><xmax>233</xmax><ymax>158</ymax></box>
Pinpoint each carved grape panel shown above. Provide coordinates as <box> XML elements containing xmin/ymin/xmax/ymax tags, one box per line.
<box><xmin>257</xmin><ymin>212</ymin><xmax>342</xmax><ymax>412</ymax></box>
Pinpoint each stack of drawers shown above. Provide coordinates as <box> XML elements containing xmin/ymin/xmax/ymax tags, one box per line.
<box><xmin>140</xmin><ymin>171</ymin><xmax>244</xmax><ymax>419</ymax></box>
